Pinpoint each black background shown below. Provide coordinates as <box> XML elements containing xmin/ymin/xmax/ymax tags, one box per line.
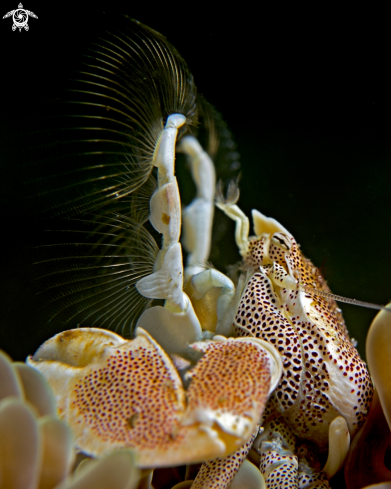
<box><xmin>0</xmin><ymin>4</ymin><xmax>390</xmax><ymax>365</ymax></box>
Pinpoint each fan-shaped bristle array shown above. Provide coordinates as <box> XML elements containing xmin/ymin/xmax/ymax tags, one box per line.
<box><xmin>22</xmin><ymin>16</ymin><xmax>199</xmax><ymax>337</ymax></box>
<box><xmin>33</xmin><ymin>213</ymin><xmax>159</xmax><ymax>337</ymax></box>
<box><xmin>26</xmin><ymin>16</ymin><xmax>197</xmax><ymax>219</ymax></box>
<box><xmin>195</xmin><ymin>95</ymin><xmax>240</xmax><ymax>184</ymax></box>
<box><xmin>22</xmin><ymin>15</ymin><xmax>243</xmax><ymax>339</ymax></box>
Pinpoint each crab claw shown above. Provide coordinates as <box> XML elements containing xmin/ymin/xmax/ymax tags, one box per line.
<box><xmin>27</xmin><ymin>328</ymin><xmax>281</xmax><ymax>469</ymax></box>
<box><xmin>185</xmin><ymin>336</ymin><xmax>282</xmax><ymax>454</ymax></box>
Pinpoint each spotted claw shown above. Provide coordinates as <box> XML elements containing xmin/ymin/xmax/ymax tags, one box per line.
<box><xmin>27</xmin><ymin>328</ymin><xmax>281</xmax><ymax>469</ymax></box>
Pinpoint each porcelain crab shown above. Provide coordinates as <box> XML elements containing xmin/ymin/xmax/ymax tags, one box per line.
<box><xmin>24</xmin><ymin>17</ymin><xmax>375</xmax><ymax>489</ymax></box>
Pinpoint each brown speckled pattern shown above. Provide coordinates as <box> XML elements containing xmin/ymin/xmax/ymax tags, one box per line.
<box><xmin>298</xmin><ymin>470</ymin><xmax>329</xmax><ymax>489</ymax></box>
<box><xmin>187</xmin><ymin>339</ymin><xmax>271</xmax><ymax>420</ymax></box>
<box><xmin>296</xmin><ymin>440</ymin><xmax>329</xmax><ymax>488</ymax></box>
<box><xmin>73</xmin><ymin>343</ymin><xmax>185</xmax><ymax>449</ymax></box>
<box><xmin>191</xmin><ymin>426</ymin><xmax>259</xmax><ymax>488</ymax></box>
<box><xmin>234</xmin><ymin>233</ymin><xmax>373</xmax><ymax>450</ymax></box>
<box><xmin>258</xmin><ymin>415</ymin><xmax>298</xmax><ymax>488</ymax></box>
<box><xmin>246</xmin><ymin>235</ymin><xmax>268</xmax><ymax>269</ymax></box>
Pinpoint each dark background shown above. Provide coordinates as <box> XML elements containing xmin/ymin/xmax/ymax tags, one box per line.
<box><xmin>0</xmin><ymin>5</ymin><xmax>390</xmax><ymax>363</ymax></box>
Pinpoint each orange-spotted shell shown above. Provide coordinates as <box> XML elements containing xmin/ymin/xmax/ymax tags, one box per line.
<box><xmin>235</xmin><ymin>229</ymin><xmax>373</xmax><ymax>450</ymax></box>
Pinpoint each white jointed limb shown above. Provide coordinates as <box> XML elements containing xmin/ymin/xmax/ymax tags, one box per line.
<box><xmin>215</xmin><ymin>199</ymin><xmax>250</xmax><ymax>258</ymax></box>
<box><xmin>136</xmin><ymin>295</ymin><xmax>201</xmax><ymax>354</ymax></box>
<box><xmin>136</xmin><ymin>115</ymin><xmax>202</xmax><ymax>352</ymax></box>
<box><xmin>149</xmin><ymin>114</ymin><xmax>186</xmax><ymax>251</ymax></box>
<box><xmin>136</xmin><ymin>243</ymin><xmax>186</xmax><ymax>311</ymax></box>
<box><xmin>177</xmin><ymin>135</ymin><xmax>216</xmax><ymax>278</ymax></box>
<box><xmin>141</xmin><ymin>114</ymin><xmax>187</xmax><ymax>309</ymax></box>
<box><xmin>153</xmin><ymin>114</ymin><xmax>186</xmax><ymax>187</ymax></box>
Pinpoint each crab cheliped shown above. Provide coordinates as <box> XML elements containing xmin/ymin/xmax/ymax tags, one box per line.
<box><xmin>14</xmin><ymin>16</ymin><xmax>391</xmax><ymax>489</ymax></box>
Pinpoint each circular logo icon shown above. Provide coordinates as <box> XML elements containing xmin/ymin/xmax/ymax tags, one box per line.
<box><xmin>12</xmin><ymin>8</ymin><xmax>28</xmax><ymax>30</ymax></box>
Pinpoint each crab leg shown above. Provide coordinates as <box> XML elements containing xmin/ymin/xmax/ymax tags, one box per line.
<box><xmin>176</xmin><ymin>135</ymin><xmax>216</xmax><ymax>279</ymax></box>
<box><xmin>257</xmin><ymin>415</ymin><xmax>299</xmax><ymax>489</ymax></box>
<box><xmin>191</xmin><ymin>426</ymin><xmax>261</xmax><ymax>489</ymax></box>
<box><xmin>256</xmin><ymin>415</ymin><xmax>332</xmax><ymax>489</ymax></box>
<box><xmin>215</xmin><ymin>192</ymin><xmax>250</xmax><ymax>258</ymax></box>
<box><xmin>136</xmin><ymin>115</ymin><xmax>203</xmax><ymax>353</ymax></box>
<box><xmin>136</xmin><ymin>119</ymin><xmax>236</xmax><ymax>351</ymax></box>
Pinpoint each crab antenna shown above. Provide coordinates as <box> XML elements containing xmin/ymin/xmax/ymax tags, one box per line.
<box><xmin>302</xmin><ymin>285</ymin><xmax>391</xmax><ymax>314</ymax></box>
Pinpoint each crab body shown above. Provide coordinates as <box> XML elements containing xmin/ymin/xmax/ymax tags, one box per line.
<box><xmin>22</xmin><ymin>16</ymin><xmax>376</xmax><ymax>489</ymax></box>
<box><xmin>234</xmin><ymin>229</ymin><xmax>373</xmax><ymax>451</ymax></box>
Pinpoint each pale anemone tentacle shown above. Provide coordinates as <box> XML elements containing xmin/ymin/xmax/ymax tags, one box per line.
<box><xmin>37</xmin><ymin>416</ymin><xmax>75</xmax><ymax>489</ymax></box>
<box><xmin>171</xmin><ymin>483</ymin><xmax>193</xmax><ymax>489</ymax></box>
<box><xmin>0</xmin><ymin>350</ymin><xmax>24</xmax><ymax>400</ymax></box>
<box><xmin>228</xmin><ymin>459</ymin><xmax>266</xmax><ymax>489</ymax></box>
<box><xmin>13</xmin><ymin>362</ymin><xmax>57</xmax><ymax>417</ymax></box>
<box><xmin>322</xmin><ymin>416</ymin><xmax>350</xmax><ymax>479</ymax></box>
<box><xmin>341</xmin><ymin>304</ymin><xmax>391</xmax><ymax>488</ymax></box>
<box><xmin>366</xmin><ymin>302</ymin><xmax>391</xmax><ymax>431</ymax></box>
<box><xmin>344</xmin><ymin>389</ymin><xmax>391</xmax><ymax>488</ymax></box>
<box><xmin>0</xmin><ymin>350</ymin><xmax>76</xmax><ymax>489</ymax></box>
<box><xmin>55</xmin><ymin>450</ymin><xmax>140</xmax><ymax>489</ymax></box>
<box><xmin>0</xmin><ymin>398</ymin><xmax>42</xmax><ymax>489</ymax></box>
<box><xmin>362</xmin><ymin>485</ymin><xmax>391</xmax><ymax>489</ymax></box>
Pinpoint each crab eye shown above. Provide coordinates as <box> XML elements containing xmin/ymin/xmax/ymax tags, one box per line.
<box><xmin>271</xmin><ymin>233</ymin><xmax>291</xmax><ymax>251</ymax></box>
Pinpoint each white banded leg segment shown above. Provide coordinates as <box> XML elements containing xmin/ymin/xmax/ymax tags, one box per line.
<box><xmin>177</xmin><ymin>136</ymin><xmax>215</xmax><ymax>202</ymax></box>
<box><xmin>150</xmin><ymin>113</ymin><xmax>186</xmax><ymax>250</ymax></box>
<box><xmin>261</xmin><ymin>448</ymin><xmax>298</xmax><ymax>489</ymax></box>
<box><xmin>137</xmin><ymin>114</ymin><xmax>202</xmax><ymax>351</ymax></box>
<box><xmin>136</xmin><ymin>243</ymin><xmax>185</xmax><ymax>311</ymax></box>
<box><xmin>153</xmin><ymin>114</ymin><xmax>186</xmax><ymax>185</ymax></box>
<box><xmin>177</xmin><ymin>135</ymin><xmax>216</xmax><ymax>278</ymax></box>
<box><xmin>149</xmin><ymin>181</ymin><xmax>181</xmax><ymax>248</ymax></box>
<box><xmin>258</xmin><ymin>417</ymin><xmax>298</xmax><ymax>489</ymax></box>
<box><xmin>215</xmin><ymin>200</ymin><xmax>250</xmax><ymax>258</ymax></box>
<box><xmin>142</xmin><ymin>112</ymin><xmax>187</xmax><ymax>304</ymax></box>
